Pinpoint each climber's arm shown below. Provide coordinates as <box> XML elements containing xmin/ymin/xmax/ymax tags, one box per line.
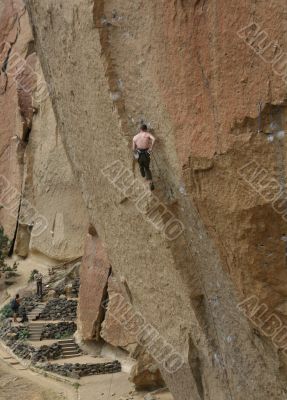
<box><xmin>149</xmin><ymin>133</ymin><xmax>155</xmax><ymax>151</ymax></box>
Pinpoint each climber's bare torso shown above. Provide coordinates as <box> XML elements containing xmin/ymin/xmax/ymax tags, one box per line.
<box><xmin>133</xmin><ymin>131</ymin><xmax>155</xmax><ymax>151</ymax></box>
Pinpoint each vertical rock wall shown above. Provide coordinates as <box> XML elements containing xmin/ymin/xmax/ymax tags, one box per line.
<box><xmin>19</xmin><ymin>0</ymin><xmax>287</xmax><ymax>398</ymax></box>
<box><xmin>0</xmin><ymin>0</ymin><xmax>88</xmax><ymax>261</ymax></box>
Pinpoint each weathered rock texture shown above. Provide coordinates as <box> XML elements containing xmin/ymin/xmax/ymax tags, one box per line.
<box><xmin>100</xmin><ymin>275</ymin><xmax>137</xmax><ymax>352</ymax></box>
<box><xmin>130</xmin><ymin>349</ymin><xmax>165</xmax><ymax>391</ymax></box>
<box><xmin>0</xmin><ymin>0</ymin><xmax>88</xmax><ymax>260</ymax></box>
<box><xmin>21</xmin><ymin>0</ymin><xmax>287</xmax><ymax>399</ymax></box>
<box><xmin>78</xmin><ymin>232</ymin><xmax>110</xmax><ymax>340</ymax></box>
<box><xmin>0</xmin><ymin>0</ymin><xmax>30</xmax><ymax>239</ymax></box>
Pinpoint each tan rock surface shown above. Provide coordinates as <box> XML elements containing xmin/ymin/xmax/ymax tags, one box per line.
<box><xmin>78</xmin><ymin>232</ymin><xmax>110</xmax><ymax>340</ymax></box>
<box><xmin>25</xmin><ymin>1</ymin><xmax>287</xmax><ymax>399</ymax></box>
<box><xmin>0</xmin><ymin>1</ymin><xmax>88</xmax><ymax>260</ymax></box>
<box><xmin>130</xmin><ymin>349</ymin><xmax>165</xmax><ymax>391</ymax></box>
<box><xmin>100</xmin><ymin>275</ymin><xmax>137</xmax><ymax>352</ymax></box>
<box><xmin>17</xmin><ymin>56</ymin><xmax>89</xmax><ymax>260</ymax></box>
<box><xmin>0</xmin><ymin>0</ymin><xmax>32</xmax><ymax>239</ymax></box>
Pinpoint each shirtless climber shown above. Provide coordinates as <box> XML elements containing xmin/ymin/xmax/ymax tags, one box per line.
<box><xmin>132</xmin><ymin>124</ymin><xmax>156</xmax><ymax>191</ymax></box>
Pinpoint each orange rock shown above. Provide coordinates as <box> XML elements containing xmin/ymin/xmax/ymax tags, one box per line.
<box><xmin>78</xmin><ymin>233</ymin><xmax>110</xmax><ymax>341</ymax></box>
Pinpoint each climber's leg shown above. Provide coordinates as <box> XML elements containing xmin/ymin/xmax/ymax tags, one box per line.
<box><xmin>137</xmin><ymin>149</ymin><xmax>154</xmax><ymax>190</ymax></box>
<box><xmin>142</xmin><ymin>152</ymin><xmax>154</xmax><ymax>191</ymax></box>
<box><xmin>138</xmin><ymin>154</ymin><xmax>146</xmax><ymax>178</ymax></box>
<box><xmin>143</xmin><ymin>155</ymin><xmax>152</xmax><ymax>181</ymax></box>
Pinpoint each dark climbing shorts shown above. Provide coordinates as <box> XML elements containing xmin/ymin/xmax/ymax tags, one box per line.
<box><xmin>137</xmin><ymin>149</ymin><xmax>152</xmax><ymax>181</ymax></box>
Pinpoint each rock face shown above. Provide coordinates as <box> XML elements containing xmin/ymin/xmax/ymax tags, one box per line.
<box><xmin>130</xmin><ymin>349</ymin><xmax>165</xmax><ymax>391</ymax></box>
<box><xmin>0</xmin><ymin>0</ymin><xmax>88</xmax><ymax>261</ymax></box>
<box><xmin>78</xmin><ymin>232</ymin><xmax>110</xmax><ymax>340</ymax></box>
<box><xmin>0</xmin><ymin>0</ymin><xmax>30</xmax><ymax>239</ymax></box>
<box><xmin>100</xmin><ymin>275</ymin><xmax>137</xmax><ymax>352</ymax></box>
<box><xmin>18</xmin><ymin>57</ymin><xmax>89</xmax><ymax>260</ymax></box>
<box><xmin>12</xmin><ymin>0</ymin><xmax>287</xmax><ymax>398</ymax></box>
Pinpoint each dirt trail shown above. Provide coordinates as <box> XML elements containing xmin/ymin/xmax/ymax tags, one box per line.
<box><xmin>0</xmin><ymin>357</ymin><xmax>76</xmax><ymax>400</ymax></box>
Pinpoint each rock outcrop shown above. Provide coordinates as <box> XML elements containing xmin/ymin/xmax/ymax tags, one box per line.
<box><xmin>130</xmin><ymin>349</ymin><xmax>165</xmax><ymax>391</ymax></box>
<box><xmin>0</xmin><ymin>0</ymin><xmax>88</xmax><ymax>260</ymax></box>
<box><xmin>1</xmin><ymin>0</ymin><xmax>286</xmax><ymax>398</ymax></box>
<box><xmin>78</xmin><ymin>231</ymin><xmax>110</xmax><ymax>340</ymax></box>
<box><xmin>0</xmin><ymin>0</ymin><xmax>30</xmax><ymax>239</ymax></box>
<box><xmin>100</xmin><ymin>275</ymin><xmax>138</xmax><ymax>351</ymax></box>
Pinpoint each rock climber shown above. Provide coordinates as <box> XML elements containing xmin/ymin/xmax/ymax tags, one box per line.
<box><xmin>132</xmin><ymin>124</ymin><xmax>156</xmax><ymax>191</ymax></box>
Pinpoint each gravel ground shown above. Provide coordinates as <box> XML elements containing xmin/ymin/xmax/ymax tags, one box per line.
<box><xmin>0</xmin><ymin>359</ymin><xmax>66</xmax><ymax>400</ymax></box>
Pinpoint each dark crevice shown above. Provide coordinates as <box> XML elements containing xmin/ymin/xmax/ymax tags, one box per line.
<box><xmin>23</xmin><ymin>125</ymin><xmax>32</xmax><ymax>143</ymax></box>
<box><xmin>1</xmin><ymin>46</ymin><xmax>12</xmax><ymax>73</ymax></box>
<box><xmin>8</xmin><ymin>195</ymin><xmax>23</xmax><ymax>256</ymax></box>
<box><xmin>26</xmin><ymin>40</ymin><xmax>35</xmax><ymax>57</ymax></box>
<box><xmin>188</xmin><ymin>335</ymin><xmax>205</xmax><ymax>399</ymax></box>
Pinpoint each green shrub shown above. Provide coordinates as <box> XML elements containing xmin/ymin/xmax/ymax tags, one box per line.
<box><xmin>54</xmin><ymin>332</ymin><xmax>72</xmax><ymax>340</ymax></box>
<box><xmin>18</xmin><ymin>328</ymin><xmax>30</xmax><ymax>341</ymax></box>
<box><xmin>0</xmin><ymin>303</ymin><xmax>13</xmax><ymax>320</ymax></box>
<box><xmin>28</xmin><ymin>269</ymin><xmax>39</xmax><ymax>283</ymax></box>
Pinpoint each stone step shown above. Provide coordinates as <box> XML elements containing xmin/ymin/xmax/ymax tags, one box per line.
<box><xmin>29</xmin><ymin>326</ymin><xmax>44</xmax><ymax>330</ymax></box>
<box><xmin>62</xmin><ymin>354</ymin><xmax>81</xmax><ymax>359</ymax></box>
<box><xmin>28</xmin><ymin>321</ymin><xmax>45</xmax><ymax>340</ymax></box>
<box><xmin>60</xmin><ymin>344</ymin><xmax>77</xmax><ymax>349</ymax></box>
<box><xmin>62</xmin><ymin>349</ymin><xmax>81</xmax><ymax>354</ymax></box>
<box><xmin>28</xmin><ymin>326</ymin><xmax>43</xmax><ymax>332</ymax></box>
<box><xmin>29</xmin><ymin>324</ymin><xmax>44</xmax><ymax>328</ymax></box>
<box><xmin>58</xmin><ymin>340</ymin><xmax>75</xmax><ymax>344</ymax></box>
<box><xmin>29</xmin><ymin>325</ymin><xmax>44</xmax><ymax>329</ymax></box>
<box><xmin>58</xmin><ymin>337</ymin><xmax>81</xmax><ymax>358</ymax></box>
<box><xmin>60</xmin><ymin>343</ymin><xmax>80</xmax><ymax>349</ymax></box>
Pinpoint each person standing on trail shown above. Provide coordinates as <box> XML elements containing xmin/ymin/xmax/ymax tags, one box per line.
<box><xmin>34</xmin><ymin>271</ymin><xmax>43</xmax><ymax>297</ymax></box>
<box><xmin>11</xmin><ymin>294</ymin><xmax>20</xmax><ymax>323</ymax></box>
<box><xmin>132</xmin><ymin>124</ymin><xmax>156</xmax><ymax>191</ymax></box>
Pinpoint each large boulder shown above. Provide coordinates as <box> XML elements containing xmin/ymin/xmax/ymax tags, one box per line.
<box><xmin>78</xmin><ymin>231</ymin><xmax>110</xmax><ymax>340</ymax></box>
<box><xmin>130</xmin><ymin>349</ymin><xmax>165</xmax><ymax>391</ymax></box>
